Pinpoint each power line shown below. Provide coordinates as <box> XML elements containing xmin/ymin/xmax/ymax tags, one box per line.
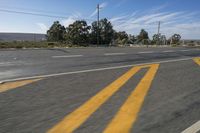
<box><xmin>0</xmin><ymin>8</ymin><xmax>162</xmax><ymax>26</ymax></box>
<box><xmin>0</xmin><ymin>9</ymin><xmax>69</xmax><ymax>19</ymax></box>
<box><xmin>0</xmin><ymin>5</ymin><xmax>71</xmax><ymax>16</ymax></box>
<box><xmin>0</xmin><ymin>8</ymin><xmax>95</xmax><ymax>21</ymax></box>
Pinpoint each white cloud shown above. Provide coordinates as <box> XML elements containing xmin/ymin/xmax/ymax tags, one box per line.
<box><xmin>109</xmin><ymin>8</ymin><xmax>200</xmax><ymax>39</ymax></box>
<box><xmin>90</xmin><ymin>10</ymin><xmax>98</xmax><ymax>18</ymax></box>
<box><xmin>61</xmin><ymin>12</ymin><xmax>82</xmax><ymax>27</ymax></box>
<box><xmin>162</xmin><ymin>22</ymin><xmax>200</xmax><ymax>39</ymax></box>
<box><xmin>72</xmin><ymin>11</ymin><xmax>82</xmax><ymax>18</ymax></box>
<box><xmin>100</xmin><ymin>2</ymin><xmax>108</xmax><ymax>8</ymax></box>
<box><xmin>110</xmin><ymin>15</ymin><xmax>128</xmax><ymax>23</ymax></box>
<box><xmin>144</xmin><ymin>12</ymin><xmax>183</xmax><ymax>24</ymax></box>
<box><xmin>149</xmin><ymin>3</ymin><xmax>169</xmax><ymax>13</ymax></box>
<box><xmin>62</xmin><ymin>17</ymin><xmax>76</xmax><ymax>27</ymax></box>
<box><xmin>36</xmin><ymin>23</ymin><xmax>48</xmax><ymax>33</ymax></box>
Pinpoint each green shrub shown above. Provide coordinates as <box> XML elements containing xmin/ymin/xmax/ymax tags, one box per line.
<box><xmin>48</xmin><ymin>42</ymin><xmax>55</xmax><ymax>46</ymax></box>
<box><xmin>188</xmin><ymin>43</ymin><xmax>195</xmax><ymax>46</ymax></box>
<box><xmin>0</xmin><ymin>41</ymin><xmax>87</xmax><ymax>48</ymax></box>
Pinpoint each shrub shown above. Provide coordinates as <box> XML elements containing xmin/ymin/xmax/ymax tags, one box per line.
<box><xmin>188</xmin><ymin>43</ymin><xmax>195</xmax><ymax>46</ymax></box>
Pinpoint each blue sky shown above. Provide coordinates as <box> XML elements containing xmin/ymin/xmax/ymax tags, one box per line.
<box><xmin>0</xmin><ymin>0</ymin><xmax>200</xmax><ymax>39</ymax></box>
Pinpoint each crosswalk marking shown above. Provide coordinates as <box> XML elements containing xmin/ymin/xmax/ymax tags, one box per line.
<box><xmin>48</xmin><ymin>64</ymin><xmax>159</xmax><ymax>133</ymax></box>
<box><xmin>103</xmin><ymin>64</ymin><xmax>159</xmax><ymax>133</ymax></box>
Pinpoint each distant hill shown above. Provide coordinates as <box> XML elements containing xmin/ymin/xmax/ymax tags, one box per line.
<box><xmin>0</xmin><ymin>33</ymin><xmax>46</xmax><ymax>41</ymax></box>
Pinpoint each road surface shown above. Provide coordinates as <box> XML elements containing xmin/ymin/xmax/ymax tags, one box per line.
<box><xmin>0</xmin><ymin>47</ymin><xmax>200</xmax><ymax>133</ymax></box>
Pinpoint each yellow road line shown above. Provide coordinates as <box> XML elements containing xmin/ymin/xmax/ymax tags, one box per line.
<box><xmin>193</xmin><ymin>57</ymin><xmax>200</xmax><ymax>66</ymax></box>
<box><xmin>0</xmin><ymin>79</ymin><xmax>41</xmax><ymax>93</ymax></box>
<box><xmin>103</xmin><ymin>64</ymin><xmax>159</xmax><ymax>133</ymax></box>
<box><xmin>48</xmin><ymin>66</ymin><xmax>144</xmax><ymax>133</ymax></box>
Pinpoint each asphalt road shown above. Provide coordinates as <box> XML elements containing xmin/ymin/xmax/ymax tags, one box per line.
<box><xmin>0</xmin><ymin>47</ymin><xmax>200</xmax><ymax>133</ymax></box>
<box><xmin>0</xmin><ymin>47</ymin><xmax>200</xmax><ymax>81</ymax></box>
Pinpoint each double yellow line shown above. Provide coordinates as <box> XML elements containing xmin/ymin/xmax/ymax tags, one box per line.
<box><xmin>104</xmin><ymin>64</ymin><xmax>159</xmax><ymax>133</ymax></box>
<box><xmin>48</xmin><ymin>64</ymin><xmax>159</xmax><ymax>133</ymax></box>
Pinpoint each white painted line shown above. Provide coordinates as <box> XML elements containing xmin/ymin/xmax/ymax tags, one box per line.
<box><xmin>162</xmin><ymin>50</ymin><xmax>174</xmax><ymax>53</ymax></box>
<box><xmin>138</xmin><ymin>51</ymin><xmax>154</xmax><ymax>54</ymax></box>
<box><xmin>180</xmin><ymin>49</ymin><xmax>192</xmax><ymax>52</ymax></box>
<box><xmin>0</xmin><ymin>62</ymin><xmax>9</xmax><ymax>65</ymax></box>
<box><xmin>0</xmin><ymin>62</ymin><xmax>15</xmax><ymax>67</ymax></box>
<box><xmin>104</xmin><ymin>53</ymin><xmax>126</xmax><ymax>56</ymax></box>
<box><xmin>52</xmin><ymin>55</ymin><xmax>83</xmax><ymax>58</ymax></box>
<box><xmin>0</xmin><ymin>57</ymin><xmax>196</xmax><ymax>84</ymax></box>
<box><xmin>182</xmin><ymin>121</ymin><xmax>200</xmax><ymax>133</ymax></box>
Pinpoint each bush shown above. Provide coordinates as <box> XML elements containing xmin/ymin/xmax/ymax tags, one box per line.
<box><xmin>47</xmin><ymin>42</ymin><xmax>55</xmax><ymax>46</ymax></box>
<box><xmin>188</xmin><ymin>43</ymin><xmax>195</xmax><ymax>46</ymax></box>
<box><xmin>0</xmin><ymin>41</ymin><xmax>48</xmax><ymax>49</ymax></box>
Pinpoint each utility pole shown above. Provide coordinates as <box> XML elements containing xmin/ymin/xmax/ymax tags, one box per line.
<box><xmin>157</xmin><ymin>21</ymin><xmax>161</xmax><ymax>45</ymax></box>
<box><xmin>157</xmin><ymin>21</ymin><xmax>161</xmax><ymax>35</ymax></box>
<box><xmin>97</xmin><ymin>4</ymin><xmax>100</xmax><ymax>46</ymax></box>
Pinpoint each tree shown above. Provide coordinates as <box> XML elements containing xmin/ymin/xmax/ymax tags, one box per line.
<box><xmin>152</xmin><ymin>34</ymin><xmax>167</xmax><ymax>45</ymax></box>
<box><xmin>127</xmin><ymin>34</ymin><xmax>136</xmax><ymax>44</ymax></box>
<box><xmin>161</xmin><ymin>35</ymin><xmax>167</xmax><ymax>45</ymax></box>
<box><xmin>137</xmin><ymin>29</ymin><xmax>149</xmax><ymax>41</ymax></box>
<box><xmin>65</xmin><ymin>20</ymin><xmax>90</xmax><ymax>45</ymax></box>
<box><xmin>171</xmin><ymin>34</ymin><xmax>181</xmax><ymax>45</ymax></box>
<box><xmin>47</xmin><ymin>21</ymin><xmax>66</xmax><ymax>41</ymax></box>
<box><xmin>152</xmin><ymin>34</ymin><xmax>160</xmax><ymax>44</ymax></box>
<box><xmin>114</xmin><ymin>31</ymin><xmax>129</xmax><ymax>45</ymax></box>
<box><xmin>91</xmin><ymin>18</ymin><xmax>114</xmax><ymax>45</ymax></box>
<box><xmin>136</xmin><ymin>29</ymin><xmax>149</xmax><ymax>45</ymax></box>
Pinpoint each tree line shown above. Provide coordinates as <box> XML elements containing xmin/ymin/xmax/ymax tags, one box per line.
<box><xmin>47</xmin><ymin>18</ymin><xmax>181</xmax><ymax>46</ymax></box>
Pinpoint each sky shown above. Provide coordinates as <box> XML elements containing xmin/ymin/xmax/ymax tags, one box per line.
<box><xmin>0</xmin><ymin>0</ymin><xmax>200</xmax><ymax>39</ymax></box>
